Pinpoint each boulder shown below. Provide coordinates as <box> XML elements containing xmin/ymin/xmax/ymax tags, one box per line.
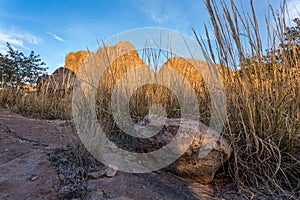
<box><xmin>75</xmin><ymin>41</ymin><xmax>151</xmax><ymax>96</ymax></box>
<box><xmin>135</xmin><ymin>114</ymin><xmax>232</xmax><ymax>184</ymax></box>
<box><xmin>96</xmin><ymin>41</ymin><xmax>148</xmax><ymax>89</ymax></box>
<box><xmin>64</xmin><ymin>50</ymin><xmax>89</xmax><ymax>73</ymax></box>
<box><xmin>161</xmin><ymin>57</ymin><xmax>233</xmax><ymax>91</ymax></box>
<box><xmin>37</xmin><ymin>67</ymin><xmax>76</xmax><ymax>95</ymax></box>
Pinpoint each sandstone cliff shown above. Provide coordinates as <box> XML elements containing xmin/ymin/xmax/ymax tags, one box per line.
<box><xmin>64</xmin><ymin>50</ymin><xmax>89</xmax><ymax>73</ymax></box>
<box><xmin>161</xmin><ymin>57</ymin><xmax>233</xmax><ymax>90</ymax></box>
<box><xmin>97</xmin><ymin>41</ymin><xmax>147</xmax><ymax>87</ymax></box>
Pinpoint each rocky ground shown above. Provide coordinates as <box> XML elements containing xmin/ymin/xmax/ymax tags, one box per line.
<box><xmin>0</xmin><ymin>109</ymin><xmax>245</xmax><ymax>200</ymax></box>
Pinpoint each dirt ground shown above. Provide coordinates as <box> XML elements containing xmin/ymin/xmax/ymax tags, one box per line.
<box><xmin>0</xmin><ymin>109</ymin><xmax>245</xmax><ymax>200</ymax></box>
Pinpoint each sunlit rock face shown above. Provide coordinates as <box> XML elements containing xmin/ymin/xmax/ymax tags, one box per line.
<box><xmin>62</xmin><ymin>40</ymin><xmax>232</xmax><ymax>97</ymax></box>
<box><xmin>161</xmin><ymin>57</ymin><xmax>234</xmax><ymax>91</ymax></box>
<box><xmin>97</xmin><ymin>41</ymin><xmax>147</xmax><ymax>88</ymax></box>
<box><xmin>64</xmin><ymin>50</ymin><xmax>89</xmax><ymax>74</ymax></box>
<box><xmin>135</xmin><ymin>114</ymin><xmax>232</xmax><ymax>184</ymax></box>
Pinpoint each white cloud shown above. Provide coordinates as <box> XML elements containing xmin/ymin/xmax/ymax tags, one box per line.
<box><xmin>0</xmin><ymin>32</ymin><xmax>24</xmax><ymax>47</ymax></box>
<box><xmin>0</xmin><ymin>43</ymin><xmax>7</xmax><ymax>54</ymax></box>
<box><xmin>56</xmin><ymin>62</ymin><xmax>65</xmax><ymax>67</ymax></box>
<box><xmin>287</xmin><ymin>0</ymin><xmax>300</xmax><ymax>20</ymax></box>
<box><xmin>14</xmin><ymin>32</ymin><xmax>40</xmax><ymax>45</ymax></box>
<box><xmin>152</xmin><ymin>15</ymin><xmax>170</xmax><ymax>25</ymax></box>
<box><xmin>0</xmin><ymin>28</ymin><xmax>41</xmax><ymax>53</ymax></box>
<box><xmin>47</xmin><ymin>32</ymin><xmax>65</xmax><ymax>42</ymax></box>
<box><xmin>152</xmin><ymin>14</ymin><xmax>172</xmax><ymax>25</ymax></box>
<box><xmin>131</xmin><ymin>0</ymin><xmax>177</xmax><ymax>25</ymax></box>
<box><xmin>152</xmin><ymin>16</ymin><xmax>164</xmax><ymax>25</ymax></box>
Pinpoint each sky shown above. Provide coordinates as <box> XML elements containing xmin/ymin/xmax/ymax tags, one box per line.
<box><xmin>0</xmin><ymin>0</ymin><xmax>299</xmax><ymax>73</ymax></box>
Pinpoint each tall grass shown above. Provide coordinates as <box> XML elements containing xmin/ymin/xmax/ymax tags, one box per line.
<box><xmin>0</xmin><ymin>79</ymin><xmax>72</xmax><ymax>120</ymax></box>
<box><xmin>0</xmin><ymin>0</ymin><xmax>299</xmax><ymax>198</ymax></box>
<box><xmin>193</xmin><ymin>0</ymin><xmax>299</xmax><ymax>198</ymax></box>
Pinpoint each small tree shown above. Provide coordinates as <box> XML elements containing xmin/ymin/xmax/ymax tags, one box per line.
<box><xmin>239</xmin><ymin>17</ymin><xmax>300</xmax><ymax>75</ymax></box>
<box><xmin>265</xmin><ymin>18</ymin><xmax>300</xmax><ymax>67</ymax></box>
<box><xmin>0</xmin><ymin>43</ymin><xmax>47</xmax><ymax>89</ymax></box>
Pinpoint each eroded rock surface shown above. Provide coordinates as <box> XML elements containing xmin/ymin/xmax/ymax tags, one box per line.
<box><xmin>64</xmin><ymin>50</ymin><xmax>89</xmax><ymax>74</ymax></box>
<box><xmin>0</xmin><ymin>109</ymin><xmax>76</xmax><ymax>200</ymax></box>
<box><xmin>135</xmin><ymin>114</ymin><xmax>232</xmax><ymax>184</ymax></box>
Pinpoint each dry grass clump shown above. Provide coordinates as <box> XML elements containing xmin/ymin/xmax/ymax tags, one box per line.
<box><xmin>193</xmin><ymin>0</ymin><xmax>300</xmax><ymax>198</ymax></box>
<box><xmin>0</xmin><ymin>81</ymin><xmax>72</xmax><ymax>120</ymax></box>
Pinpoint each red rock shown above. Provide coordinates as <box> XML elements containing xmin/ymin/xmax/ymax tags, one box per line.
<box><xmin>64</xmin><ymin>50</ymin><xmax>89</xmax><ymax>74</ymax></box>
<box><xmin>135</xmin><ymin>114</ymin><xmax>232</xmax><ymax>184</ymax></box>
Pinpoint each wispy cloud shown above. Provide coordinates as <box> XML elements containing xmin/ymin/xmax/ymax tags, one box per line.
<box><xmin>131</xmin><ymin>0</ymin><xmax>176</xmax><ymax>25</ymax></box>
<box><xmin>152</xmin><ymin>16</ymin><xmax>164</xmax><ymax>25</ymax></box>
<box><xmin>56</xmin><ymin>62</ymin><xmax>65</xmax><ymax>67</ymax></box>
<box><xmin>0</xmin><ymin>28</ymin><xmax>41</xmax><ymax>53</ymax></box>
<box><xmin>287</xmin><ymin>0</ymin><xmax>300</xmax><ymax>20</ymax></box>
<box><xmin>14</xmin><ymin>32</ymin><xmax>41</xmax><ymax>45</ymax></box>
<box><xmin>0</xmin><ymin>31</ymin><xmax>24</xmax><ymax>47</ymax></box>
<box><xmin>47</xmin><ymin>32</ymin><xmax>65</xmax><ymax>42</ymax></box>
<box><xmin>0</xmin><ymin>43</ymin><xmax>7</xmax><ymax>54</ymax></box>
<box><xmin>152</xmin><ymin>15</ymin><xmax>172</xmax><ymax>25</ymax></box>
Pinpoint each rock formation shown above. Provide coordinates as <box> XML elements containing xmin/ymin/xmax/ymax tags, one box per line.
<box><xmin>64</xmin><ymin>41</ymin><xmax>231</xmax><ymax>96</ymax></box>
<box><xmin>97</xmin><ymin>41</ymin><xmax>148</xmax><ymax>88</ymax></box>
<box><xmin>161</xmin><ymin>57</ymin><xmax>206</xmax><ymax>88</ymax></box>
<box><xmin>161</xmin><ymin>57</ymin><xmax>233</xmax><ymax>91</ymax></box>
<box><xmin>64</xmin><ymin>50</ymin><xmax>89</xmax><ymax>73</ymax></box>
<box><xmin>135</xmin><ymin>114</ymin><xmax>232</xmax><ymax>184</ymax></box>
<box><xmin>74</xmin><ymin>41</ymin><xmax>151</xmax><ymax>94</ymax></box>
<box><xmin>37</xmin><ymin>67</ymin><xmax>76</xmax><ymax>95</ymax></box>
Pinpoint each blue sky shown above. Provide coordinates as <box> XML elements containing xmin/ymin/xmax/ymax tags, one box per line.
<box><xmin>0</xmin><ymin>0</ymin><xmax>299</xmax><ymax>73</ymax></box>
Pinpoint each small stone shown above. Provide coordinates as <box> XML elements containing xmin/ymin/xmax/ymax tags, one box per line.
<box><xmin>59</xmin><ymin>174</ymin><xmax>65</xmax><ymax>181</ymax></box>
<box><xmin>30</xmin><ymin>175</ymin><xmax>38</xmax><ymax>181</ymax></box>
<box><xmin>55</xmin><ymin>126</ymin><xmax>65</xmax><ymax>132</ymax></box>
<box><xmin>87</xmin><ymin>170</ymin><xmax>106</xmax><ymax>179</ymax></box>
<box><xmin>105</xmin><ymin>165</ymin><xmax>118</xmax><ymax>177</ymax></box>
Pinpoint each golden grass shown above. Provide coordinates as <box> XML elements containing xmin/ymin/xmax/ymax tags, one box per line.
<box><xmin>193</xmin><ymin>0</ymin><xmax>300</xmax><ymax>198</ymax></box>
<box><xmin>0</xmin><ymin>80</ymin><xmax>72</xmax><ymax>120</ymax></box>
<box><xmin>0</xmin><ymin>0</ymin><xmax>299</xmax><ymax>198</ymax></box>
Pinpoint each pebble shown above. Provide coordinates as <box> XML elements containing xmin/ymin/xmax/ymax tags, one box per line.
<box><xmin>105</xmin><ymin>165</ymin><xmax>118</xmax><ymax>177</ymax></box>
<box><xmin>87</xmin><ymin>170</ymin><xmax>106</xmax><ymax>179</ymax></box>
<box><xmin>30</xmin><ymin>175</ymin><xmax>38</xmax><ymax>181</ymax></box>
